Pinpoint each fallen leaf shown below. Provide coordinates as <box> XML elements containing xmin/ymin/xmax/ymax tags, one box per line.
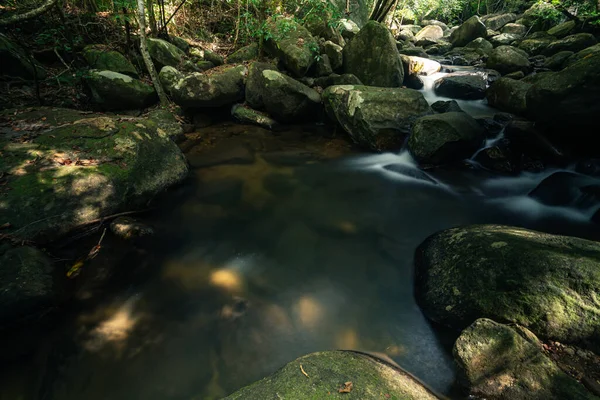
<box><xmin>339</xmin><ymin>381</ymin><xmax>353</xmax><ymax>393</ymax></box>
<box><xmin>67</xmin><ymin>259</ymin><xmax>85</xmax><ymax>278</ymax></box>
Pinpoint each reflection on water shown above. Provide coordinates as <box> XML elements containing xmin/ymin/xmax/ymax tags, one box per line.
<box><xmin>4</xmin><ymin>140</ymin><xmax>599</xmax><ymax>400</ymax></box>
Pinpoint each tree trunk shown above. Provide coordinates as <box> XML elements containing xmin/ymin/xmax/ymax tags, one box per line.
<box><xmin>369</xmin><ymin>0</ymin><xmax>396</xmax><ymax>23</ymax></box>
<box><xmin>136</xmin><ymin>0</ymin><xmax>169</xmax><ymax>106</ymax></box>
<box><xmin>147</xmin><ymin>0</ymin><xmax>158</xmax><ymax>35</ymax></box>
<box><xmin>0</xmin><ymin>0</ymin><xmax>59</xmax><ymax>26</ymax></box>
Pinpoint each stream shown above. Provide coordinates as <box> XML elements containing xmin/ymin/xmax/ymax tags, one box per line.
<box><xmin>1</xmin><ymin>69</ymin><xmax>599</xmax><ymax>400</ymax></box>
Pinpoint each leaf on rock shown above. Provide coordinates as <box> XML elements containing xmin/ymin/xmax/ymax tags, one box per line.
<box><xmin>338</xmin><ymin>381</ymin><xmax>353</xmax><ymax>393</ymax></box>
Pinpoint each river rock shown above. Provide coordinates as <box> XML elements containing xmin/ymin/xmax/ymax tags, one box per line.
<box><xmin>454</xmin><ymin>318</ymin><xmax>596</xmax><ymax>400</ymax></box>
<box><xmin>0</xmin><ymin>245</ymin><xmax>55</xmax><ymax>325</ymax></box>
<box><xmin>167</xmin><ymin>65</ymin><xmax>246</xmax><ymax>108</ymax></box>
<box><xmin>543</xmin><ymin>33</ymin><xmax>598</xmax><ymax>56</ymax></box>
<box><xmin>147</xmin><ymin>37</ymin><xmax>186</xmax><ymax>69</ymax></box>
<box><xmin>247</xmin><ymin>69</ymin><xmax>321</xmax><ymax>123</ymax></box>
<box><xmin>422</xmin><ymin>19</ymin><xmax>449</xmax><ymax>32</ymax></box>
<box><xmin>0</xmin><ymin>107</ymin><xmax>188</xmax><ymax>242</ymax></box>
<box><xmin>465</xmin><ymin>37</ymin><xmax>493</xmax><ymax>54</ymax></box>
<box><xmin>547</xmin><ymin>20</ymin><xmax>576</xmax><ymax>38</ymax></box>
<box><xmin>450</xmin><ymin>16</ymin><xmax>487</xmax><ymax>48</ymax></box>
<box><xmin>486</xmin><ymin>45</ymin><xmax>531</xmax><ymax>75</ymax></box>
<box><xmin>84</xmin><ymin>70</ymin><xmax>157</xmax><ymax>110</ymax></box>
<box><xmin>231</xmin><ymin>104</ymin><xmax>279</xmax><ymax>130</ymax></box>
<box><xmin>397</xmin><ymin>28</ymin><xmax>416</xmax><ymax>42</ymax></box>
<box><xmin>322</xmin><ymin>40</ymin><xmax>343</xmax><ymax>70</ymax></box>
<box><xmin>501</xmin><ymin>23</ymin><xmax>527</xmax><ymax>36</ymax></box>
<box><xmin>323</xmin><ymin>85</ymin><xmax>431</xmax><ymax>151</ymax></box>
<box><xmin>543</xmin><ymin>50</ymin><xmax>573</xmax><ymax>70</ymax></box>
<box><xmin>434</xmin><ymin>73</ymin><xmax>487</xmax><ymax>100</ymax></box>
<box><xmin>415</xmin><ymin>224</ymin><xmax>600</xmax><ymax>346</ymax></box>
<box><xmin>445</xmin><ymin>47</ymin><xmax>486</xmax><ymax>65</ymax></box>
<box><xmin>529</xmin><ymin>171</ymin><xmax>600</xmax><ymax>209</ymax></box>
<box><xmin>521</xmin><ymin>2</ymin><xmax>563</xmax><ymax>30</ymax></box>
<box><xmin>404</xmin><ymin>74</ymin><xmax>424</xmax><ymax>89</ymax></box>
<box><xmin>339</xmin><ymin>18</ymin><xmax>361</xmax><ymax>39</ymax></box>
<box><xmin>518</xmin><ymin>34</ymin><xmax>555</xmax><ymax>55</ymax></box>
<box><xmin>408</xmin><ymin>112</ymin><xmax>485</xmax><ymax>164</ymax></box>
<box><xmin>83</xmin><ymin>45</ymin><xmax>138</xmax><ymax>78</ymax></box>
<box><xmin>527</xmin><ymin>52</ymin><xmax>600</xmax><ymax>136</ymax></box>
<box><xmin>401</xmin><ymin>55</ymin><xmax>441</xmax><ymax>76</ymax></box>
<box><xmin>0</xmin><ymin>33</ymin><xmax>47</xmax><ymax>80</ymax></box>
<box><xmin>313</xmin><ymin>73</ymin><xmax>362</xmax><ymax>88</ymax></box>
<box><xmin>490</xmin><ymin>33</ymin><xmax>521</xmax><ymax>47</ymax></box>
<box><xmin>564</xmin><ymin>43</ymin><xmax>600</xmax><ymax>67</ymax></box>
<box><xmin>226</xmin><ymin>43</ymin><xmax>258</xmax><ymax>64</ymax></box>
<box><xmin>314</xmin><ymin>54</ymin><xmax>333</xmax><ymax>76</ymax></box>
<box><xmin>431</xmin><ymin>100</ymin><xmax>463</xmax><ymax>113</ymax></box>
<box><xmin>224</xmin><ymin>351</ymin><xmax>440</xmax><ymax>400</ymax></box>
<box><xmin>486</xmin><ymin>77</ymin><xmax>530</xmax><ymax>115</ymax></box>
<box><xmin>484</xmin><ymin>13</ymin><xmax>517</xmax><ymax>31</ymax></box>
<box><xmin>158</xmin><ymin>65</ymin><xmax>184</xmax><ymax>96</ymax></box>
<box><xmin>425</xmin><ymin>41</ymin><xmax>453</xmax><ymax>55</ymax></box>
<box><xmin>415</xmin><ymin>25</ymin><xmax>444</xmax><ymax>43</ymax></box>
<box><xmin>264</xmin><ymin>17</ymin><xmax>318</xmax><ymax>77</ymax></box>
<box><xmin>344</xmin><ymin>21</ymin><xmax>404</xmax><ymax>87</ymax></box>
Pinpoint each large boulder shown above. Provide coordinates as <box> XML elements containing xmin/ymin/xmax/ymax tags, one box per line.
<box><xmin>323</xmin><ymin>85</ymin><xmax>431</xmax><ymax>151</ymax></box>
<box><xmin>167</xmin><ymin>65</ymin><xmax>246</xmax><ymax>108</ymax></box>
<box><xmin>400</xmin><ymin>55</ymin><xmax>441</xmax><ymax>76</ymax></box>
<box><xmin>224</xmin><ymin>351</ymin><xmax>440</xmax><ymax>400</ymax></box>
<box><xmin>158</xmin><ymin>65</ymin><xmax>184</xmax><ymax>95</ymax></box>
<box><xmin>84</xmin><ymin>70</ymin><xmax>157</xmax><ymax>110</ymax></box>
<box><xmin>486</xmin><ymin>45</ymin><xmax>531</xmax><ymax>75</ymax></box>
<box><xmin>83</xmin><ymin>45</ymin><xmax>138</xmax><ymax>77</ymax></box>
<box><xmin>415</xmin><ymin>25</ymin><xmax>444</xmax><ymax>42</ymax></box>
<box><xmin>344</xmin><ymin>21</ymin><xmax>404</xmax><ymax>87</ymax></box>
<box><xmin>518</xmin><ymin>35</ymin><xmax>554</xmax><ymax>55</ymax></box>
<box><xmin>246</xmin><ymin>68</ymin><xmax>321</xmax><ymax>123</ymax></box>
<box><xmin>434</xmin><ymin>73</ymin><xmax>487</xmax><ymax>100</ymax></box>
<box><xmin>486</xmin><ymin>77</ymin><xmax>531</xmax><ymax>115</ymax></box>
<box><xmin>0</xmin><ymin>33</ymin><xmax>47</xmax><ymax>80</ymax></box>
<box><xmin>322</xmin><ymin>40</ymin><xmax>343</xmax><ymax>70</ymax></box>
<box><xmin>527</xmin><ymin>52</ymin><xmax>600</xmax><ymax>135</ymax></box>
<box><xmin>226</xmin><ymin>43</ymin><xmax>259</xmax><ymax>64</ymax></box>
<box><xmin>264</xmin><ymin>17</ymin><xmax>318</xmax><ymax>77</ymax></box>
<box><xmin>450</xmin><ymin>16</ymin><xmax>487</xmax><ymax>48</ymax></box>
<box><xmin>314</xmin><ymin>73</ymin><xmax>362</xmax><ymax>88</ymax></box>
<box><xmin>521</xmin><ymin>2</ymin><xmax>564</xmax><ymax>30</ymax></box>
<box><xmin>547</xmin><ymin>20</ymin><xmax>576</xmax><ymax>38</ymax></box>
<box><xmin>465</xmin><ymin>37</ymin><xmax>494</xmax><ymax>54</ymax></box>
<box><xmin>564</xmin><ymin>43</ymin><xmax>600</xmax><ymax>67</ymax></box>
<box><xmin>415</xmin><ymin>224</ymin><xmax>600</xmax><ymax>346</ymax></box>
<box><xmin>407</xmin><ymin>112</ymin><xmax>485</xmax><ymax>164</ymax></box>
<box><xmin>543</xmin><ymin>50</ymin><xmax>573</xmax><ymax>70</ymax></box>
<box><xmin>501</xmin><ymin>23</ymin><xmax>527</xmax><ymax>36</ymax></box>
<box><xmin>490</xmin><ymin>33</ymin><xmax>521</xmax><ymax>47</ymax></box>
<box><xmin>454</xmin><ymin>318</ymin><xmax>596</xmax><ymax>400</ymax></box>
<box><xmin>543</xmin><ymin>33</ymin><xmax>598</xmax><ymax>56</ymax></box>
<box><xmin>147</xmin><ymin>38</ymin><xmax>186</xmax><ymax>69</ymax></box>
<box><xmin>528</xmin><ymin>171</ymin><xmax>600</xmax><ymax>209</ymax></box>
<box><xmin>231</xmin><ymin>104</ymin><xmax>278</xmax><ymax>130</ymax></box>
<box><xmin>484</xmin><ymin>13</ymin><xmax>517</xmax><ymax>31</ymax></box>
<box><xmin>0</xmin><ymin>107</ymin><xmax>188</xmax><ymax>242</ymax></box>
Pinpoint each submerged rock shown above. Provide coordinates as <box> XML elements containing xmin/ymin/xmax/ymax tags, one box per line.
<box><xmin>450</xmin><ymin>16</ymin><xmax>487</xmax><ymax>48</ymax></box>
<box><xmin>84</xmin><ymin>70</ymin><xmax>157</xmax><ymax>110</ymax></box>
<box><xmin>224</xmin><ymin>351</ymin><xmax>440</xmax><ymax>400</ymax></box>
<box><xmin>408</xmin><ymin>112</ymin><xmax>485</xmax><ymax>164</ymax></box>
<box><xmin>415</xmin><ymin>225</ymin><xmax>600</xmax><ymax>347</ymax></box>
<box><xmin>486</xmin><ymin>77</ymin><xmax>530</xmax><ymax>115</ymax></box>
<box><xmin>0</xmin><ymin>33</ymin><xmax>47</xmax><ymax>80</ymax></box>
<box><xmin>455</xmin><ymin>318</ymin><xmax>595</xmax><ymax>400</ymax></box>
<box><xmin>434</xmin><ymin>73</ymin><xmax>487</xmax><ymax>100</ymax></box>
<box><xmin>343</xmin><ymin>21</ymin><xmax>404</xmax><ymax>87</ymax></box>
<box><xmin>323</xmin><ymin>85</ymin><xmax>431</xmax><ymax>151</ymax></box>
<box><xmin>83</xmin><ymin>45</ymin><xmax>138</xmax><ymax>77</ymax></box>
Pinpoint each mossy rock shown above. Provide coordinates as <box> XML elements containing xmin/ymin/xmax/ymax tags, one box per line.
<box><xmin>83</xmin><ymin>45</ymin><xmax>138</xmax><ymax>77</ymax></box>
<box><xmin>231</xmin><ymin>104</ymin><xmax>279</xmax><ymax>130</ymax></box>
<box><xmin>227</xmin><ymin>43</ymin><xmax>259</xmax><ymax>64</ymax></box>
<box><xmin>450</xmin><ymin>16</ymin><xmax>487</xmax><ymax>48</ymax></box>
<box><xmin>169</xmin><ymin>36</ymin><xmax>190</xmax><ymax>53</ymax></box>
<box><xmin>455</xmin><ymin>318</ymin><xmax>596</xmax><ymax>400</ymax></box>
<box><xmin>0</xmin><ymin>107</ymin><xmax>188</xmax><ymax>242</ymax></box>
<box><xmin>564</xmin><ymin>43</ymin><xmax>600</xmax><ymax>67</ymax></box>
<box><xmin>547</xmin><ymin>20</ymin><xmax>576</xmax><ymax>39</ymax></box>
<box><xmin>486</xmin><ymin>45</ymin><xmax>531</xmax><ymax>75</ymax></box>
<box><xmin>0</xmin><ymin>33</ymin><xmax>46</xmax><ymax>80</ymax></box>
<box><xmin>245</xmin><ymin>62</ymin><xmax>279</xmax><ymax>110</ymax></box>
<box><xmin>543</xmin><ymin>33</ymin><xmax>598</xmax><ymax>56</ymax></box>
<box><xmin>486</xmin><ymin>77</ymin><xmax>530</xmax><ymax>115</ymax></box>
<box><xmin>84</xmin><ymin>70</ymin><xmax>157</xmax><ymax>110</ymax></box>
<box><xmin>264</xmin><ymin>17</ymin><xmax>318</xmax><ymax>78</ymax></box>
<box><xmin>147</xmin><ymin>38</ymin><xmax>186</xmax><ymax>69</ymax></box>
<box><xmin>224</xmin><ymin>351</ymin><xmax>441</xmax><ymax>400</ymax></box>
<box><xmin>415</xmin><ymin>225</ymin><xmax>600</xmax><ymax>348</ymax></box>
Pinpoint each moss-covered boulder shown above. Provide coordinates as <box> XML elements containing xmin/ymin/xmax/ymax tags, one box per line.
<box><xmin>83</xmin><ymin>45</ymin><xmax>138</xmax><ymax>77</ymax></box>
<box><xmin>147</xmin><ymin>37</ymin><xmax>186</xmax><ymax>69</ymax></box>
<box><xmin>323</xmin><ymin>85</ymin><xmax>431</xmax><ymax>151</ymax></box>
<box><xmin>547</xmin><ymin>20</ymin><xmax>576</xmax><ymax>39</ymax></box>
<box><xmin>227</xmin><ymin>43</ymin><xmax>259</xmax><ymax>64</ymax></box>
<box><xmin>167</xmin><ymin>65</ymin><xmax>246</xmax><ymax>108</ymax></box>
<box><xmin>84</xmin><ymin>70</ymin><xmax>157</xmax><ymax>110</ymax></box>
<box><xmin>564</xmin><ymin>43</ymin><xmax>600</xmax><ymax>67</ymax></box>
<box><xmin>521</xmin><ymin>2</ymin><xmax>564</xmax><ymax>31</ymax></box>
<box><xmin>407</xmin><ymin>112</ymin><xmax>485</xmax><ymax>164</ymax></box>
<box><xmin>245</xmin><ymin>62</ymin><xmax>278</xmax><ymax>109</ymax></box>
<box><xmin>0</xmin><ymin>107</ymin><xmax>188</xmax><ymax>242</ymax></box>
<box><xmin>0</xmin><ymin>244</ymin><xmax>55</xmax><ymax>325</ymax></box>
<box><xmin>343</xmin><ymin>21</ymin><xmax>404</xmax><ymax>87</ymax></box>
<box><xmin>484</xmin><ymin>13</ymin><xmax>517</xmax><ymax>31</ymax></box>
<box><xmin>0</xmin><ymin>33</ymin><xmax>47</xmax><ymax>80</ymax></box>
<box><xmin>231</xmin><ymin>104</ymin><xmax>279</xmax><ymax>130</ymax></box>
<box><xmin>158</xmin><ymin>65</ymin><xmax>184</xmax><ymax>96</ymax></box>
<box><xmin>486</xmin><ymin>77</ymin><xmax>530</xmax><ymax>115</ymax></box>
<box><xmin>314</xmin><ymin>73</ymin><xmax>362</xmax><ymax>88</ymax></box>
<box><xmin>543</xmin><ymin>50</ymin><xmax>573</xmax><ymax>70</ymax></box>
<box><xmin>224</xmin><ymin>351</ymin><xmax>441</xmax><ymax>400</ymax></box>
<box><xmin>450</xmin><ymin>16</ymin><xmax>487</xmax><ymax>48</ymax></box>
<box><xmin>322</xmin><ymin>40</ymin><xmax>344</xmax><ymax>70</ymax></box>
<box><xmin>434</xmin><ymin>73</ymin><xmax>487</xmax><ymax>100</ymax></box>
<box><xmin>169</xmin><ymin>36</ymin><xmax>190</xmax><ymax>53</ymax></box>
<box><xmin>526</xmin><ymin>52</ymin><xmax>600</xmax><ymax>134</ymax></box>
<box><xmin>415</xmin><ymin>224</ymin><xmax>600</xmax><ymax>347</ymax></box>
<box><xmin>501</xmin><ymin>23</ymin><xmax>527</xmax><ymax>36</ymax></box>
<box><xmin>490</xmin><ymin>33</ymin><xmax>521</xmax><ymax>47</ymax></box>
<box><xmin>454</xmin><ymin>318</ymin><xmax>596</xmax><ymax>400</ymax></box>
<box><xmin>465</xmin><ymin>37</ymin><xmax>494</xmax><ymax>54</ymax></box>
<box><xmin>487</xmin><ymin>45</ymin><xmax>531</xmax><ymax>75</ymax></box>
<box><xmin>264</xmin><ymin>17</ymin><xmax>318</xmax><ymax>77</ymax></box>
<box><xmin>543</xmin><ymin>33</ymin><xmax>598</xmax><ymax>56</ymax></box>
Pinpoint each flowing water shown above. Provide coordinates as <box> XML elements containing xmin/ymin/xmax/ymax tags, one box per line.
<box><xmin>2</xmin><ymin>72</ymin><xmax>599</xmax><ymax>400</ymax></box>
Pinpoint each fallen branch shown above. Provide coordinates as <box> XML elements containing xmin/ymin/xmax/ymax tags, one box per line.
<box><xmin>0</xmin><ymin>0</ymin><xmax>60</xmax><ymax>26</ymax></box>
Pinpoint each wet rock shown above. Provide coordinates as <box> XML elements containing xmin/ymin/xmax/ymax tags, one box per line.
<box><xmin>84</xmin><ymin>70</ymin><xmax>157</xmax><ymax>110</ymax></box>
<box><xmin>224</xmin><ymin>351</ymin><xmax>440</xmax><ymax>400</ymax></box>
<box><xmin>434</xmin><ymin>73</ymin><xmax>487</xmax><ymax>100</ymax></box>
<box><xmin>322</xmin><ymin>40</ymin><xmax>343</xmax><ymax>70</ymax></box>
<box><xmin>344</xmin><ymin>21</ymin><xmax>404</xmax><ymax>87</ymax></box>
<box><xmin>544</xmin><ymin>33</ymin><xmax>598</xmax><ymax>56</ymax></box>
<box><xmin>83</xmin><ymin>45</ymin><xmax>138</xmax><ymax>77</ymax></box>
<box><xmin>404</xmin><ymin>74</ymin><xmax>424</xmax><ymax>89</ymax></box>
<box><xmin>0</xmin><ymin>33</ymin><xmax>47</xmax><ymax>80</ymax></box>
<box><xmin>415</xmin><ymin>25</ymin><xmax>444</xmax><ymax>43</ymax></box>
<box><xmin>147</xmin><ymin>38</ymin><xmax>186</xmax><ymax>69</ymax></box>
<box><xmin>400</xmin><ymin>55</ymin><xmax>441</xmax><ymax>76</ymax></box>
<box><xmin>547</xmin><ymin>20</ymin><xmax>576</xmax><ymax>39</ymax></box>
<box><xmin>383</xmin><ymin>164</ymin><xmax>437</xmax><ymax>184</ymax></box>
<box><xmin>431</xmin><ymin>100</ymin><xmax>463</xmax><ymax>113</ymax></box>
<box><xmin>490</xmin><ymin>33</ymin><xmax>521</xmax><ymax>47</ymax></box>
<box><xmin>486</xmin><ymin>45</ymin><xmax>531</xmax><ymax>75</ymax></box>
<box><xmin>543</xmin><ymin>50</ymin><xmax>573</xmax><ymax>70</ymax></box>
<box><xmin>323</xmin><ymin>85</ymin><xmax>431</xmax><ymax>151</ymax></box>
<box><xmin>415</xmin><ymin>224</ymin><xmax>600</xmax><ymax>346</ymax></box>
<box><xmin>473</xmin><ymin>141</ymin><xmax>516</xmax><ymax>173</ymax></box>
<box><xmin>227</xmin><ymin>43</ymin><xmax>259</xmax><ymax>64</ymax></box>
<box><xmin>231</xmin><ymin>104</ymin><xmax>279</xmax><ymax>130</ymax></box>
<box><xmin>0</xmin><ymin>107</ymin><xmax>188</xmax><ymax>242</ymax></box>
<box><xmin>425</xmin><ymin>41</ymin><xmax>453</xmax><ymax>55</ymax></box>
<box><xmin>454</xmin><ymin>318</ymin><xmax>595</xmax><ymax>400</ymax></box>
<box><xmin>110</xmin><ymin>216</ymin><xmax>154</xmax><ymax>240</ymax></box>
<box><xmin>486</xmin><ymin>77</ymin><xmax>530</xmax><ymax>115</ymax></box>
<box><xmin>398</xmin><ymin>45</ymin><xmax>429</xmax><ymax>58</ymax></box>
<box><xmin>0</xmin><ymin>245</ymin><xmax>55</xmax><ymax>325</ymax></box>
<box><xmin>450</xmin><ymin>16</ymin><xmax>487</xmax><ymax>48</ymax></box>
<box><xmin>529</xmin><ymin>171</ymin><xmax>600</xmax><ymax>209</ymax></box>
<box><xmin>313</xmin><ymin>73</ymin><xmax>362</xmax><ymax>88</ymax></box>
<box><xmin>264</xmin><ymin>17</ymin><xmax>318</xmax><ymax>77</ymax></box>
<box><xmin>408</xmin><ymin>112</ymin><xmax>485</xmax><ymax>164</ymax></box>
<box><xmin>445</xmin><ymin>47</ymin><xmax>487</xmax><ymax>65</ymax></box>
<box><xmin>501</xmin><ymin>23</ymin><xmax>527</xmax><ymax>36</ymax></box>
<box><xmin>167</xmin><ymin>65</ymin><xmax>246</xmax><ymax>108</ymax></box>
<box><xmin>484</xmin><ymin>13</ymin><xmax>517</xmax><ymax>31</ymax></box>
<box><xmin>314</xmin><ymin>54</ymin><xmax>333</xmax><ymax>76</ymax></box>
<box><xmin>504</xmin><ymin>119</ymin><xmax>563</xmax><ymax>163</ymax></box>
